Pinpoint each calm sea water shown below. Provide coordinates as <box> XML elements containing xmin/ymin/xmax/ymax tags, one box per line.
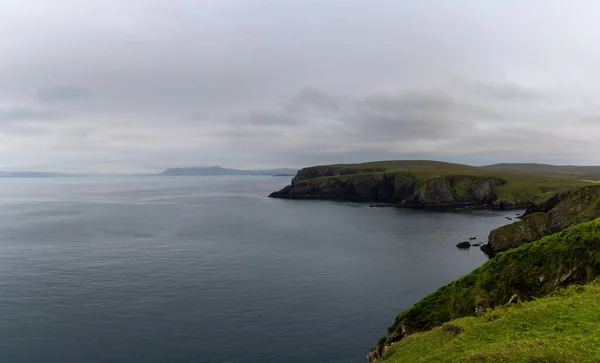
<box><xmin>0</xmin><ymin>176</ymin><xmax>520</xmax><ymax>363</ymax></box>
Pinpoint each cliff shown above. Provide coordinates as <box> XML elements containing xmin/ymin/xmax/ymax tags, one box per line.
<box><xmin>269</xmin><ymin>161</ymin><xmax>592</xmax><ymax>208</ymax></box>
<box><xmin>270</xmin><ymin>171</ymin><xmax>505</xmax><ymax>207</ymax></box>
<box><xmin>375</xmin><ymin>281</ymin><xmax>600</xmax><ymax>362</ymax></box>
<box><xmin>484</xmin><ymin>185</ymin><xmax>600</xmax><ymax>255</ymax></box>
<box><xmin>370</xmin><ymin>219</ymin><xmax>600</xmax><ymax>361</ymax></box>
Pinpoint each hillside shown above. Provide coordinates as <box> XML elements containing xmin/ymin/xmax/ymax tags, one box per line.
<box><xmin>376</xmin><ymin>281</ymin><xmax>600</xmax><ymax>362</ymax></box>
<box><xmin>370</xmin><ymin>219</ymin><xmax>600</xmax><ymax>360</ymax></box>
<box><xmin>159</xmin><ymin>166</ymin><xmax>297</xmax><ymax>176</ymax></box>
<box><xmin>484</xmin><ymin>163</ymin><xmax>600</xmax><ymax>181</ymax></box>
<box><xmin>269</xmin><ymin>160</ymin><xmax>593</xmax><ymax>208</ymax></box>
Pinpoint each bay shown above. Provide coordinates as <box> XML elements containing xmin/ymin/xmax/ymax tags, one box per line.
<box><xmin>0</xmin><ymin>176</ymin><xmax>520</xmax><ymax>362</ymax></box>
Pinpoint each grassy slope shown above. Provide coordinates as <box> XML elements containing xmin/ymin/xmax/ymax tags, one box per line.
<box><xmin>484</xmin><ymin>163</ymin><xmax>600</xmax><ymax>181</ymax></box>
<box><xmin>380</xmin><ymin>282</ymin><xmax>600</xmax><ymax>362</ymax></box>
<box><xmin>374</xmin><ymin>219</ymin><xmax>600</xmax><ymax>356</ymax></box>
<box><xmin>299</xmin><ymin>160</ymin><xmax>591</xmax><ymax>204</ymax></box>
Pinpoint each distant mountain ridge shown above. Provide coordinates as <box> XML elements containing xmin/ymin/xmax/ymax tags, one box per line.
<box><xmin>159</xmin><ymin>166</ymin><xmax>297</xmax><ymax>176</ymax></box>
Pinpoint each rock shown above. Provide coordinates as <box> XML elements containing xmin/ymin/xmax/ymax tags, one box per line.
<box><xmin>456</xmin><ymin>241</ymin><xmax>471</xmax><ymax>249</ymax></box>
<box><xmin>469</xmin><ymin>237</ymin><xmax>478</xmax><ymax>240</ymax></box>
<box><xmin>470</xmin><ymin>242</ymin><xmax>482</xmax><ymax>247</ymax></box>
<box><xmin>370</xmin><ymin>204</ymin><xmax>393</xmax><ymax>208</ymax></box>
<box><xmin>505</xmin><ymin>217</ymin><xmax>513</xmax><ymax>220</ymax></box>
<box><xmin>480</xmin><ymin>243</ymin><xmax>492</xmax><ymax>255</ymax></box>
<box><xmin>554</xmin><ymin>267</ymin><xmax>577</xmax><ymax>287</ymax></box>
<box><xmin>485</xmin><ymin>185</ymin><xmax>600</xmax><ymax>255</ymax></box>
<box><xmin>368</xmin><ymin>350</ymin><xmax>380</xmax><ymax>362</ymax></box>
<box><xmin>486</xmin><ymin>212</ymin><xmax>551</xmax><ymax>255</ymax></box>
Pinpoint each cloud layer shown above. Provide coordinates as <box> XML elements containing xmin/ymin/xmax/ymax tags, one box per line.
<box><xmin>1</xmin><ymin>0</ymin><xmax>600</xmax><ymax>172</ymax></box>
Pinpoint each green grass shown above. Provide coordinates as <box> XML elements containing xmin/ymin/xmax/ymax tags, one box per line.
<box><xmin>297</xmin><ymin>160</ymin><xmax>592</xmax><ymax>205</ymax></box>
<box><xmin>379</xmin><ymin>281</ymin><xmax>600</xmax><ymax>362</ymax></box>
<box><xmin>373</xmin><ymin>219</ymin><xmax>600</xmax><ymax>357</ymax></box>
<box><xmin>484</xmin><ymin>163</ymin><xmax>600</xmax><ymax>181</ymax></box>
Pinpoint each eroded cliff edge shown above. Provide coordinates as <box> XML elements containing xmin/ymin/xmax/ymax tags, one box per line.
<box><xmin>269</xmin><ymin>166</ymin><xmax>516</xmax><ymax>208</ymax></box>
<box><xmin>483</xmin><ymin>185</ymin><xmax>600</xmax><ymax>255</ymax></box>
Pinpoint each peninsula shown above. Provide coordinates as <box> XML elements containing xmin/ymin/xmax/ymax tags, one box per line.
<box><xmin>269</xmin><ymin>160</ymin><xmax>597</xmax><ymax>208</ymax></box>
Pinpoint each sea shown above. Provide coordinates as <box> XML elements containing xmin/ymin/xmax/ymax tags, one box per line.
<box><xmin>0</xmin><ymin>176</ymin><xmax>521</xmax><ymax>362</ymax></box>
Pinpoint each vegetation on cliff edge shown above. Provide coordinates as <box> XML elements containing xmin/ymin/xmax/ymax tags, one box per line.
<box><xmin>372</xmin><ymin>219</ymin><xmax>600</xmax><ymax>358</ymax></box>
<box><xmin>377</xmin><ymin>281</ymin><xmax>600</xmax><ymax>362</ymax></box>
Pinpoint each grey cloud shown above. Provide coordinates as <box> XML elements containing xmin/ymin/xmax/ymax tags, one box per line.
<box><xmin>285</xmin><ymin>89</ymin><xmax>338</xmax><ymax>114</ymax></box>
<box><xmin>246</xmin><ymin>111</ymin><xmax>301</xmax><ymax>126</ymax></box>
<box><xmin>37</xmin><ymin>85</ymin><xmax>91</xmax><ymax>103</ymax></box>
<box><xmin>0</xmin><ymin>106</ymin><xmax>57</xmax><ymax>122</ymax></box>
<box><xmin>2</xmin><ymin>0</ymin><xmax>600</xmax><ymax>171</ymax></box>
<box><xmin>462</xmin><ymin>81</ymin><xmax>545</xmax><ymax>103</ymax></box>
<box><xmin>364</xmin><ymin>93</ymin><xmax>456</xmax><ymax>113</ymax></box>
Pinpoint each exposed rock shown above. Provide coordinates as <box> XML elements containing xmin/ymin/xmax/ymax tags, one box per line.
<box><xmin>270</xmin><ymin>166</ymin><xmax>508</xmax><ymax>208</ymax></box>
<box><xmin>370</xmin><ymin>204</ymin><xmax>394</xmax><ymax>208</ymax></box>
<box><xmin>456</xmin><ymin>241</ymin><xmax>471</xmax><ymax>249</ymax></box>
<box><xmin>270</xmin><ymin>171</ymin><xmax>415</xmax><ymax>201</ymax></box>
<box><xmin>554</xmin><ymin>267</ymin><xmax>577</xmax><ymax>288</ymax></box>
<box><xmin>368</xmin><ymin>350</ymin><xmax>380</xmax><ymax>362</ymax></box>
<box><xmin>484</xmin><ymin>185</ymin><xmax>600</xmax><ymax>255</ymax></box>
<box><xmin>486</xmin><ymin>212</ymin><xmax>551</xmax><ymax>255</ymax></box>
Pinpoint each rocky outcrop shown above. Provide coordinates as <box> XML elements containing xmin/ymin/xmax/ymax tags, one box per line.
<box><xmin>269</xmin><ymin>172</ymin><xmax>416</xmax><ymax>201</ymax></box>
<box><xmin>270</xmin><ymin>167</ymin><xmax>507</xmax><ymax>207</ymax></box>
<box><xmin>484</xmin><ymin>185</ymin><xmax>600</xmax><ymax>256</ymax></box>
<box><xmin>482</xmin><ymin>212</ymin><xmax>551</xmax><ymax>256</ymax></box>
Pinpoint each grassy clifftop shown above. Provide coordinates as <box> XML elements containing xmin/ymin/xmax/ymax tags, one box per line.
<box><xmin>378</xmin><ymin>281</ymin><xmax>600</xmax><ymax>362</ymax></box>
<box><xmin>370</xmin><ymin>219</ymin><xmax>600</xmax><ymax>360</ymax></box>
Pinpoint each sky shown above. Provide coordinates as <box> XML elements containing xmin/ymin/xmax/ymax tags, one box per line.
<box><xmin>2</xmin><ymin>0</ymin><xmax>600</xmax><ymax>172</ymax></box>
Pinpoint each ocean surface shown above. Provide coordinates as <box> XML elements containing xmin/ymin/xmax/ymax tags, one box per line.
<box><xmin>0</xmin><ymin>176</ymin><xmax>521</xmax><ymax>363</ymax></box>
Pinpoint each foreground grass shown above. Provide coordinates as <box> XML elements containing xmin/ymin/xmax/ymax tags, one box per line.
<box><xmin>380</xmin><ymin>282</ymin><xmax>600</xmax><ymax>362</ymax></box>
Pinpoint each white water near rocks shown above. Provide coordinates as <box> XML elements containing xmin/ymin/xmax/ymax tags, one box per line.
<box><xmin>0</xmin><ymin>176</ymin><xmax>521</xmax><ymax>362</ymax></box>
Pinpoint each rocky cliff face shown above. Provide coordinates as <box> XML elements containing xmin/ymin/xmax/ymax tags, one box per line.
<box><xmin>485</xmin><ymin>185</ymin><xmax>600</xmax><ymax>255</ymax></box>
<box><xmin>269</xmin><ymin>167</ymin><xmax>506</xmax><ymax>207</ymax></box>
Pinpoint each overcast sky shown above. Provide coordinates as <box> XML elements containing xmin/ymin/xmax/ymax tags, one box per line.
<box><xmin>2</xmin><ymin>0</ymin><xmax>600</xmax><ymax>172</ymax></box>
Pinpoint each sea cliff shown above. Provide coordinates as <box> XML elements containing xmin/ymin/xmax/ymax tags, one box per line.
<box><xmin>269</xmin><ymin>161</ymin><xmax>592</xmax><ymax>208</ymax></box>
<box><xmin>483</xmin><ymin>185</ymin><xmax>600</xmax><ymax>255</ymax></box>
